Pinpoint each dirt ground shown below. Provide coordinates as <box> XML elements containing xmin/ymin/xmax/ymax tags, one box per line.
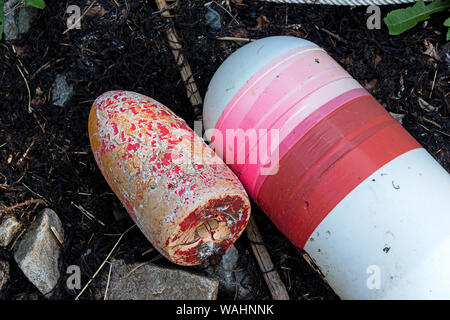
<box><xmin>0</xmin><ymin>0</ymin><xmax>448</xmax><ymax>300</ymax></box>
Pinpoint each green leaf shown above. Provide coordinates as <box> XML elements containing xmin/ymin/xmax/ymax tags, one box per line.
<box><xmin>444</xmin><ymin>16</ymin><xmax>450</xmax><ymax>26</ymax></box>
<box><xmin>445</xmin><ymin>13</ymin><xmax>450</xmax><ymax>41</ymax></box>
<box><xmin>25</xmin><ymin>0</ymin><xmax>45</xmax><ymax>9</ymax></box>
<box><xmin>384</xmin><ymin>0</ymin><xmax>450</xmax><ymax>36</ymax></box>
<box><xmin>0</xmin><ymin>0</ymin><xmax>4</xmax><ymax>41</ymax></box>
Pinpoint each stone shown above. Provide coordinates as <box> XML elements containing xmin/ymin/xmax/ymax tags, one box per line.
<box><xmin>14</xmin><ymin>208</ymin><xmax>64</xmax><ymax>296</ymax></box>
<box><xmin>51</xmin><ymin>74</ymin><xmax>74</xmax><ymax>107</ymax></box>
<box><xmin>205</xmin><ymin>245</ymin><xmax>253</xmax><ymax>299</ymax></box>
<box><xmin>0</xmin><ymin>215</ymin><xmax>21</xmax><ymax>246</ymax></box>
<box><xmin>0</xmin><ymin>260</ymin><xmax>10</xmax><ymax>292</ymax></box>
<box><xmin>105</xmin><ymin>259</ymin><xmax>219</xmax><ymax>300</ymax></box>
<box><xmin>4</xmin><ymin>0</ymin><xmax>39</xmax><ymax>41</ymax></box>
<box><xmin>204</xmin><ymin>7</ymin><xmax>221</xmax><ymax>30</ymax></box>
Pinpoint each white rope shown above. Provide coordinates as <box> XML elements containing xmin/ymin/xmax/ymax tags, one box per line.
<box><xmin>259</xmin><ymin>0</ymin><xmax>420</xmax><ymax>5</ymax></box>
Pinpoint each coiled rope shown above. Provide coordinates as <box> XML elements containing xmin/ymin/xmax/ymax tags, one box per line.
<box><xmin>259</xmin><ymin>0</ymin><xmax>421</xmax><ymax>6</ymax></box>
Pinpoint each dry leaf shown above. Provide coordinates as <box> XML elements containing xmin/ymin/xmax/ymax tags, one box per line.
<box><xmin>31</xmin><ymin>95</ymin><xmax>47</xmax><ymax>106</ymax></box>
<box><xmin>364</xmin><ymin>79</ymin><xmax>378</xmax><ymax>91</ymax></box>
<box><xmin>86</xmin><ymin>5</ymin><xmax>106</xmax><ymax>18</ymax></box>
<box><xmin>250</xmin><ymin>15</ymin><xmax>270</xmax><ymax>30</ymax></box>
<box><xmin>231</xmin><ymin>28</ymin><xmax>249</xmax><ymax>38</ymax></box>
<box><xmin>423</xmin><ymin>40</ymin><xmax>439</xmax><ymax>61</ymax></box>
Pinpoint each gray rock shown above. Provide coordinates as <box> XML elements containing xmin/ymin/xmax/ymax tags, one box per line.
<box><xmin>205</xmin><ymin>245</ymin><xmax>252</xmax><ymax>299</ymax></box>
<box><xmin>51</xmin><ymin>74</ymin><xmax>74</xmax><ymax>107</ymax></box>
<box><xmin>0</xmin><ymin>215</ymin><xmax>21</xmax><ymax>247</ymax></box>
<box><xmin>4</xmin><ymin>0</ymin><xmax>39</xmax><ymax>41</ymax></box>
<box><xmin>0</xmin><ymin>260</ymin><xmax>10</xmax><ymax>292</ymax></box>
<box><xmin>14</xmin><ymin>208</ymin><xmax>64</xmax><ymax>296</ymax></box>
<box><xmin>204</xmin><ymin>7</ymin><xmax>221</xmax><ymax>30</ymax></box>
<box><xmin>106</xmin><ymin>259</ymin><xmax>219</xmax><ymax>300</ymax></box>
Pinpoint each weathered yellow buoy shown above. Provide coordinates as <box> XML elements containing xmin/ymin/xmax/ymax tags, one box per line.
<box><xmin>89</xmin><ymin>90</ymin><xmax>250</xmax><ymax>265</ymax></box>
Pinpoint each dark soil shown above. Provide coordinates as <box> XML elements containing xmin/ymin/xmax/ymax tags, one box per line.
<box><xmin>0</xmin><ymin>0</ymin><xmax>448</xmax><ymax>300</ymax></box>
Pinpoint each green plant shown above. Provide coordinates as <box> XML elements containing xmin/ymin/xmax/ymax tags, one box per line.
<box><xmin>0</xmin><ymin>0</ymin><xmax>45</xmax><ymax>41</ymax></box>
<box><xmin>384</xmin><ymin>0</ymin><xmax>450</xmax><ymax>39</ymax></box>
<box><xmin>0</xmin><ymin>0</ymin><xmax>4</xmax><ymax>40</ymax></box>
<box><xmin>444</xmin><ymin>15</ymin><xmax>450</xmax><ymax>40</ymax></box>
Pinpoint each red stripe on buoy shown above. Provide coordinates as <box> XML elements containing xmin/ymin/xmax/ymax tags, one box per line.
<box><xmin>256</xmin><ymin>95</ymin><xmax>421</xmax><ymax>248</ymax></box>
<box><xmin>250</xmin><ymin>87</ymin><xmax>369</xmax><ymax>198</ymax></box>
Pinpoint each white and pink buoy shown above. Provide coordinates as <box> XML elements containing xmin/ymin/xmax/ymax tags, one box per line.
<box><xmin>203</xmin><ymin>36</ymin><xmax>450</xmax><ymax>299</ymax></box>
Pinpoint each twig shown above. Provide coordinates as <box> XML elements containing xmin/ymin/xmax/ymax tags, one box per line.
<box><xmin>110</xmin><ymin>0</ymin><xmax>120</xmax><ymax>7</ymax></box>
<box><xmin>216</xmin><ymin>36</ymin><xmax>254</xmax><ymax>42</ymax></box>
<box><xmin>211</xmin><ymin>1</ymin><xmax>239</xmax><ymax>26</ymax></box>
<box><xmin>21</xmin><ymin>182</ymin><xmax>49</xmax><ymax>203</ymax></box>
<box><xmin>318</xmin><ymin>26</ymin><xmax>347</xmax><ymax>44</ymax></box>
<box><xmin>10</xmin><ymin>228</ymin><xmax>26</xmax><ymax>250</ymax></box>
<box><xmin>0</xmin><ymin>199</ymin><xmax>45</xmax><ymax>216</ymax></box>
<box><xmin>154</xmin><ymin>0</ymin><xmax>203</xmax><ymax>116</ymax></box>
<box><xmin>63</xmin><ymin>1</ymin><xmax>97</xmax><ymax>35</ymax></box>
<box><xmin>429</xmin><ymin>70</ymin><xmax>437</xmax><ymax>99</ymax></box>
<box><xmin>124</xmin><ymin>254</ymin><xmax>162</xmax><ymax>279</ymax></box>
<box><xmin>246</xmin><ymin>216</ymin><xmax>290</xmax><ymax>300</ymax></box>
<box><xmin>71</xmin><ymin>202</ymin><xmax>106</xmax><ymax>227</ymax></box>
<box><xmin>16</xmin><ymin>65</ymin><xmax>32</xmax><ymax>113</ymax></box>
<box><xmin>16</xmin><ymin>139</ymin><xmax>35</xmax><ymax>166</ymax></box>
<box><xmin>75</xmin><ymin>225</ymin><xmax>135</xmax><ymax>300</ymax></box>
<box><xmin>103</xmin><ymin>262</ymin><xmax>113</xmax><ymax>300</ymax></box>
<box><xmin>50</xmin><ymin>226</ymin><xmax>64</xmax><ymax>247</ymax></box>
<box><xmin>5</xmin><ymin>1</ymin><xmax>25</xmax><ymax>16</ymax></box>
<box><xmin>422</xmin><ymin>116</ymin><xmax>442</xmax><ymax>129</ymax></box>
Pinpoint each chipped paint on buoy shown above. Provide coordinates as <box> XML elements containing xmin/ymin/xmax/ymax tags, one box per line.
<box><xmin>88</xmin><ymin>91</ymin><xmax>250</xmax><ymax>266</ymax></box>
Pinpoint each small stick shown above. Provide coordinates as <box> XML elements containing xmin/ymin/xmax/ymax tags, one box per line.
<box><xmin>16</xmin><ymin>139</ymin><xmax>35</xmax><ymax>166</ymax></box>
<box><xmin>429</xmin><ymin>70</ymin><xmax>437</xmax><ymax>99</ymax></box>
<box><xmin>75</xmin><ymin>225</ymin><xmax>135</xmax><ymax>300</ymax></box>
<box><xmin>0</xmin><ymin>199</ymin><xmax>45</xmax><ymax>216</ymax></box>
<box><xmin>246</xmin><ymin>216</ymin><xmax>290</xmax><ymax>300</ymax></box>
<box><xmin>103</xmin><ymin>262</ymin><xmax>113</xmax><ymax>300</ymax></box>
<box><xmin>216</xmin><ymin>36</ymin><xmax>254</xmax><ymax>42</ymax></box>
<box><xmin>50</xmin><ymin>226</ymin><xmax>64</xmax><ymax>247</ymax></box>
<box><xmin>16</xmin><ymin>65</ymin><xmax>32</xmax><ymax>113</ymax></box>
<box><xmin>71</xmin><ymin>202</ymin><xmax>106</xmax><ymax>227</ymax></box>
<box><xmin>155</xmin><ymin>0</ymin><xmax>203</xmax><ymax>116</ymax></box>
<box><xmin>318</xmin><ymin>26</ymin><xmax>347</xmax><ymax>44</ymax></box>
<box><xmin>10</xmin><ymin>228</ymin><xmax>27</xmax><ymax>249</ymax></box>
<box><xmin>211</xmin><ymin>1</ymin><xmax>239</xmax><ymax>26</ymax></box>
<box><xmin>21</xmin><ymin>183</ymin><xmax>49</xmax><ymax>203</ymax></box>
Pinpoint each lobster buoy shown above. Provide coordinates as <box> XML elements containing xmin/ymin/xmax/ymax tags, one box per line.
<box><xmin>203</xmin><ymin>36</ymin><xmax>450</xmax><ymax>299</ymax></box>
<box><xmin>89</xmin><ymin>91</ymin><xmax>250</xmax><ymax>266</ymax></box>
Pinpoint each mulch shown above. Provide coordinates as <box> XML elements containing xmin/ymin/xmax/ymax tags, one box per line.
<box><xmin>0</xmin><ymin>0</ymin><xmax>448</xmax><ymax>300</ymax></box>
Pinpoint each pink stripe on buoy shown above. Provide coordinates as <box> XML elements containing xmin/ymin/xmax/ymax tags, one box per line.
<box><xmin>251</xmin><ymin>87</ymin><xmax>369</xmax><ymax>197</ymax></box>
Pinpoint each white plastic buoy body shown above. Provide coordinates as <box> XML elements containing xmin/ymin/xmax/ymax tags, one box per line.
<box><xmin>203</xmin><ymin>36</ymin><xmax>450</xmax><ymax>299</ymax></box>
